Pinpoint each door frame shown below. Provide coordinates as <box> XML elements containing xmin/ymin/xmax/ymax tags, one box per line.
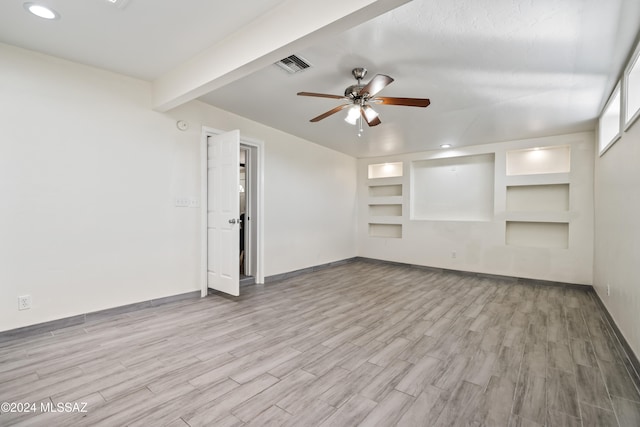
<box><xmin>200</xmin><ymin>127</ymin><xmax>265</xmax><ymax>297</ymax></box>
<box><xmin>240</xmin><ymin>146</ymin><xmax>256</xmax><ymax>277</ymax></box>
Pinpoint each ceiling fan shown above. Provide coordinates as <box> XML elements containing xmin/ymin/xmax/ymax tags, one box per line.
<box><xmin>297</xmin><ymin>67</ymin><xmax>431</xmax><ymax>127</ymax></box>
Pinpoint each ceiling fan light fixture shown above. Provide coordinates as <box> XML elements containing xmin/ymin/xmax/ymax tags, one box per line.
<box><xmin>440</xmin><ymin>144</ymin><xmax>452</xmax><ymax>148</ymax></box>
<box><xmin>345</xmin><ymin>105</ymin><xmax>360</xmax><ymax>125</ymax></box>
<box><xmin>362</xmin><ymin>105</ymin><xmax>379</xmax><ymax>122</ymax></box>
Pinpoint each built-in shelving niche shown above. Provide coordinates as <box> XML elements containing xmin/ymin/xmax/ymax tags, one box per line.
<box><xmin>506</xmin><ymin>184</ymin><xmax>569</xmax><ymax>212</ymax></box>
<box><xmin>369</xmin><ymin>223</ymin><xmax>403</xmax><ymax>238</ymax></box>
<box><xmin>369</xmin><ymin>204</ymin><xmax>402</xmax><ymax>217</ymax></box>
<box><xmin>411</xmin><ymin>153</ymin><xmax>495</xmax><ymax>221</ymax></box>
<box><xmin>367</xmin><ymin>163</ymin><xmax>403</xmax><ymax>238</ymax></box>
<box><xmin>368</xmin><ymin>162</ymin><xmax>403</xmax><ymax>179</ymax></box>
<box><xmin>504</xmin><ymin>146</ymin><xmax>571</xmax><ymax>249</ymax></box>
<box><xmin>368</xmin><ymin>184</ymin><xmax>402</xmax><ymax>197</ymax></box>
<box><xmin>506</xmin><ymin>145</ymin><xmax>570</xmax><ymax>176</ymax></box>
<box><xmin>506</xmin><ymin>221</ymin><xmax>569</xmax><ymax>249</ymax></box>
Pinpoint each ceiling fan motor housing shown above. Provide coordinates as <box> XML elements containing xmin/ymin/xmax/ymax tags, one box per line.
<box><xmin>345</xmin><ymin>84</ymin><xmax>365</xmax><ymax>99</ymax></box>
<box><xmin>346</xmin><ymin>67</ymin><xmax>368</xmax><ymax>100</ymax></box>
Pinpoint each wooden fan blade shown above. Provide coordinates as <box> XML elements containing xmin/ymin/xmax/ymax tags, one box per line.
<box><xmin>373</xmin><ymin>97</ymin><xmax>431</xmax><ymax>107</ymax></box>
<box><xmin>297</xmin><ymin>92</ymin><xmax>346</xmax><ymax>100</ymax></box>
<box><xmin>310</xmin><ymin>104</ymin><xmax>350</xmax><ymax>122</ymax></box>
<box><xmin>359</xmin><ymin>74</ymin><xmax>394</xmax><ymax>97</ymax></box>
<box><xmin>361</xmin><ymin>105</ymin><xmax>381</xmax><ymax>127</ymax></box>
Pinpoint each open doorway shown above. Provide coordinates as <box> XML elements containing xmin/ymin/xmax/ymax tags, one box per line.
<box><xmin>239</xmin><ymin>145</ymin><xmax>256</xmax><ymax>285</ymax></box>
<box><xmin>200</xmin><ymin>127</ymin><xmax>264</xmax><ymax>298</ymax></box>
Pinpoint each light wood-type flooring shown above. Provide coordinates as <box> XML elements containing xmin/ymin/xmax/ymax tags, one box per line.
<box><xmin>1</xmin><ymin>261</ymin><xmax>640</xmax><ymax>426</ymax></box>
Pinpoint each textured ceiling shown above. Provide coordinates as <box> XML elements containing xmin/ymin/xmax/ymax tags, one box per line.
<box><xmin>1</xmin><ymin>0</ymin><xmax>639</xmax><ymax>158</ymax></box>
<box><xmin>202</xmin><ymin>0</ymin><xmax>640</xmax><ymax>157</ymax></box>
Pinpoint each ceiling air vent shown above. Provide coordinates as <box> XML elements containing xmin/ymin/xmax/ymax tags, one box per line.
<box><xmin>275</xmin><ymin>55</ymin><xmax>312</xmax><ymax>74</ymax></box>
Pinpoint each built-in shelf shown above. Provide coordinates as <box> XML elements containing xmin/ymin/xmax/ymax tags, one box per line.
<box><xmin>369</xmin><ymin>184</ymin><xmax>402</xmax><ymax>197</ymax></box>
<box><xmin>506</xmin><ymin>221</ymin><xmax>569</xmax><ymax>249</ymax></box>
<box><xmin>504</xmin><ymin>145</ymin><xmax>572</xmax><ymax>250</ymax></box>
<box><xmin>505</xmin><ymin>212</ymin><xmax>571</xmax><ymax>223</ymax></box>
<box><xmin>367</xmin><ymin>217</ymin><xmax>405</xmax><ymax>225</ymax></box>
<box><xmin>506</xmin><ymin>146</ymin><xmax>571</xmax><ymax>176</ymax></box>
<box><xmin>367</xmin><ymin>196</ymin><xmax>403</xmax><ymax>206</ymax></box>
<box><xmin>506</xmin><ymin>173</ymin><xmax>570</xmax><ymax>187</ymax></box>
<box><xmin>368</xmin><ymin>162</ymin><xmax>403</xmax><ymax>179</ymax></box>
<box><xmin>369</xmin><ymin>223</ymin><xmax>402</xmax><ymax>238</ymax></box>
<box><xmin>507</xmin><ymin>184</ymin><xmax>569</xmax><ymax>212</ymax></box>
<box><xmin>369</xmin><ymin>204</ymin><xmax>402</xmax><ymax>217</ymax></box>
<box><xmin>368</xmin><ymin>179</ymin><xmax>403</xmax><ymax>238</ymax></box>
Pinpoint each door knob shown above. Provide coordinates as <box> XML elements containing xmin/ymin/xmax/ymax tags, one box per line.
<box><xmin>228</xmin><ymin>218</ymin><xmax>237</xmax><ymax>224</ymax></box>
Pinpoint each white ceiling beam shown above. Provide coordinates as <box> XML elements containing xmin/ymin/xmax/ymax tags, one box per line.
<box><xmin>152</xmin><ymin>0</ymin><xmax>411</xmax><ymax>112</ymax></box>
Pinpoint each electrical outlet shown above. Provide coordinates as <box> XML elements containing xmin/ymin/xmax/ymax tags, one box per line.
<box><xmin>18</xmin><ymin>295</ymin><xmax>31</xmax><ymax>310</ymax></box>
<box><xmin>175</xmin><ymin>197</ymin><xmax>189</xmax><ymax>207</ymax></box>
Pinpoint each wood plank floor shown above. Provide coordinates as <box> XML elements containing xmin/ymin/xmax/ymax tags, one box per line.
<box><xmin>1</xmin><ymin>261</ymin><xmax>640</xmax><ymax>426</ymax></box>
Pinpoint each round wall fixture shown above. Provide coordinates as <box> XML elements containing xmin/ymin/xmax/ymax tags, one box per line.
<box><xmin>176</xmin><ymin>120</ymin><xmax>189</xmax><ymax>131</ymax></box>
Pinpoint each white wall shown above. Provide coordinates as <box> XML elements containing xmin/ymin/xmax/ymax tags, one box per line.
<box><xmin>0</xmin><ymin>43</ymin><xmax>357</xmax><ymax>332</ymax></box>
<box><xmin>358</xmin><ymin>132</ymin><xmax>595</xmax><ymax>285</ymax></box>
<box><xmin>170</xmin><ymin>101</ymin><xmax>358</xmax><ymax>277</ymax></box>
<box><xmin>593</xmin><ymin>118</ymin><xmax>640</xmax><ymax>360</ymax></box>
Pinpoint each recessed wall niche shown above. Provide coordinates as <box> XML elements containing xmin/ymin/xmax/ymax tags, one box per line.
<box><xmin>411</xmin><ymin>153</ymin><xmax>495</xmax><ymax>221</ymax></box>
<box><xmin>368</xmin><ymin>184</ymin><xmax>402</xmax><ymax>197</ymax></box>
<box><xmin>368</xmin><ymin>162</ymin><xmax>403</xmax><ymax>179</ymax></box>
<box><xmin>369</xmin><ymin>204</ymin><xmax>402</xmax><ymax>216</ymax></box>
<box><xmin>507</xmin><ymin>184</ymin><xmax>569</xmax><ymax>212</ymax></box>
<box><xmin>367</xmin><ymin>176</ymin><xmax>403</xmax><ymax>238</ymax></box>
<box><xmin>369</xmin><ymin>223</ymin><xmax>402</xmax><ymax>238</ymax></box>
<box><xmin>506</xmin><ymin>145</ymin><xmax>570</xmax><ymax>176</ymax></box>
<box><xmin>506</xmin><ymin>221</ymin><xmax>569</xmax><ymax>249</ymax></box>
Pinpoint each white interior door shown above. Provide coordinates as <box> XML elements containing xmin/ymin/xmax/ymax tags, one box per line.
<box><xmin>207</xmin><ymin>130</ymin><xmax>240</xmax><ymax>296</ymax></box>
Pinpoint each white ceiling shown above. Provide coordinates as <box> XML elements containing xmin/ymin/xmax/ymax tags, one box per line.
<box><xmin>1</xmin><ymin>0</ymin><xmax>639</xmax><ymax>158</ymax></box>
<box><xmin>0</xmin><ymin>0</ymin><xmax>284</xmax><ymax>79</ymax></box>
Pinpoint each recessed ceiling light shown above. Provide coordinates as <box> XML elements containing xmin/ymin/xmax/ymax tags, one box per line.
<box><xmin>24</xmin><ymin>3</ymin><xmax>59</xmax><ymax>20</ymax></box>
<box><xmin>440</xmin><ymin>144</ymin><xmax>452</xmax><ymax>148</ymax></box>
<box><xmin>105</xmin><ymin>0</ymin><xmax>131</xmax><ymax>9</ymax></box>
